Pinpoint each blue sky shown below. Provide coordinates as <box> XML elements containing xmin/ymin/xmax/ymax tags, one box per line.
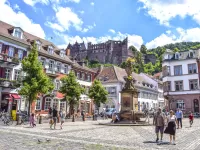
<box><xmin>1</xmin><ymin>0</ymin><xmax>200</xmax><ymax>50</ymax></box>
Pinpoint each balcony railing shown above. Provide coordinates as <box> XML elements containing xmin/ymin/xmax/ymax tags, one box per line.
<box><xmin>0</xmin><ymin>78</ymin><xmax>21</xmax><ymax>88</ymax></box>
<box><xmin>0</xmin><ymin>54</ymin><xmax>20</xmax><ymax>65</ymax></box>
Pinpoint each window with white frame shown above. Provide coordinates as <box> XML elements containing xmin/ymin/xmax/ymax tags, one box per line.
<box><xmin>175</xmin><ymin>52</ymin><xmax>180</xmax><ymax>59</ymax></box>
<box><xmin>82</xmin><ymin>72</ymin><xmax>85</xmax><ymax>80</ymax></box>
<box><xmin>60</xmin><ymin>101</ymin><xmax>65</xmax><ymax>110</ymax></box>
<box><xmin>60</xmin><ymin>51</ymin><xmax>65</xmax><ymax>57</ymax></box>
<box><xmin>174</xmin><ymin>65</ymin><xmax>182</xmax><ymax>76</ymax></box>
<box><xmin>77</xmin><ymin>72</ymin><xmax>80</xmax><ymax>79</ymax></box>
<box><xmin>36</xmin><ymin>41</ymin><xmax>41</xmax><ymax>50</ymax></box>
<box><xmin>0</xmin><ymin>43</ymin><xmax>2</xmax><ymax>53</ymax></box>
<box><xmin>64</xmin><ymin>65</ymin><xmax>68</xmax><ymax>74</ymax></box>
<box><xmin>8</xmin><ymin>47</ymin><xmax>14</xmax><ymax>57</ymax></box>
<box><xmin>5</xmin><ymin>68</ymin><xmax>11</xmax><ymax>80</ymax></box>
<box><xmin>40</xmin><ymin>57</ymin><xmax>45</xmax><ymax>66</ymax></box>
<box><xmin>36</xmin><ymin>99</ymin><xmax>41</xmax><ymax>110</ymax></box>
<box><xmin>55</xmin><ymin>80</ymin><xmax>60</xmax><ymax>90</ymax></box>
<box><xmin>188</xmin><ymin>64</ymin><xmax>197</xmax><ymax>74</ymax></box>
<box><xmin>57</xmin><ymin>62</ymin><xmax>61</xmax><ymax>72</ymax></box>
<box><xmin>14</xmin><ymin>28</ymin><xmax>22</xmax><ymax>39</ymax></box>
<box><xmin>175</xmin><ymin>81</ymin><xmax>183</xmax><ymax>91</ymax></box>
<box><xmin>18</xmin><ymin>49</ymin><xmax>23</xmax><ymax>60</ymax></box>
<box><xmin>48</xmin><ymin>46</ymin><xmax>54</xmax><ymax>54</ymax></box>
<box><xmin>49</xmin><ymin>60</ymin><xmax>54</xmax><ymax>70</ymax></box>
<box><xmin>53</xmin><ymin>99</ymin><xmax>58</xmax><ymax>109</ymax></box>
<box><xmin>45</xmin><ymin>98</ymin><xmax>52</xmax><ymax>110</ymax></box>
<box><xmin>87</xmin><ymin>74</ymin><xmax>91</xmax><ymax>82</ymax></box>
<box><xmin>176</xmin><ymin>100</ymin><xmax>185</xmax><ymax>110</ymax></box>
<box><xmin>189</xmin><ymin>79</ymin><xmax>198</xmax><ymax>90</ymax></box>
<box><xmin>14</xmin><ymin>69</ymin><xmax>20</xmax><ymax>81</ymax></box>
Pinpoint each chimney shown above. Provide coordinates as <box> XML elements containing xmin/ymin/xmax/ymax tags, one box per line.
<box><xmin>66</xmin><ymin>48</ymin><xmax>70</xmax><ymax>56</ymax></box>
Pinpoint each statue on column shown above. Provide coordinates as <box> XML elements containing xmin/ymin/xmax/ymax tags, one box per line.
<box><xmin>123</xmin><ymin>58</ymin><xmax>136</xmax><ymax>90</ymax></box>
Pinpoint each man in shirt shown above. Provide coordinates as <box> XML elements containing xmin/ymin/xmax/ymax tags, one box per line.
<box><xmin>153</xmin><ymin>108</ymin><xmax>165</xmax><ymax>142</ymax></box>
<box><xmin>52</xmin><ymin>107</ymin><xmax>58</xmax><ymax>129</ymax></box>
<box><xmin>176</xmin><ymin>108</ymin><xmax>183</xmax><ymax>129</ymax></box>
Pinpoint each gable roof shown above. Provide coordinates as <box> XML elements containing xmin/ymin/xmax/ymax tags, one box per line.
<box><xmin>0</xmin><ymin>21</ymin><xmax>72</xmax><ymax>64</ymax></box>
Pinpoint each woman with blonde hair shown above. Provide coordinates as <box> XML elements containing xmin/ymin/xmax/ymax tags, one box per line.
<box><xmin>164</xmin><ymin>110</ymin><xmax>177</xmax><ymax>145</ymax></box>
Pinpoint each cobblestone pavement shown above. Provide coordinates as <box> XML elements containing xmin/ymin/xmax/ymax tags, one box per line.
<box><xmin>0</xmin><ymin>118</ymin><xmax>200</xmax><ymax>150</ymax></box>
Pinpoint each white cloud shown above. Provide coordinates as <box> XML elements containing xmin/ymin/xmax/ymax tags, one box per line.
<box><xmin>13</xmin><ymin>4</ymin><xmax>20</xmax><ymax>11</ymax></box>
<box><xmin>45</xmin><ymin>22</ymin><xmax>65</xmax><ymax>32</ymax></box>
<box><xmin>23</xmin><ymin>0</ymin><xmax>49</xmax><ymax>6</ymax></box>
<box><xmin>0</xmin><ymin>0</ymin><xmax>45</xmax><ymax>38</ymax></box>
<box><xmin>46</xmin><ymin>6</ymin><xmax>95</xmax><ymax>32</ymax></box>
<box><xmin>55</xmin><ymin>7</ymin><xmax>83</xmax><ymax>31</ymax></box>
<box><xmin>90</xmin><ymin>2</ymin><xmax>94</xmax><ymax>6</ymax></box>
<box><xmin>78</xmin><ymin>10</ymin><xmax>84</xmax><ymax>14</ymax></box>
<box><xmin>68</xmin><ymin>0</ymin><xmax>80</xmax><ymax>3</ymax></box>
<box><xmin>109</xmin><ymin>29</ymin><xmax>116</xmax><ymax>34</ymax></box>
<box><xmin>146</xmin><ymin>27</ymin><xmax>200</xmax><ymax>49</ymax></box>
<box><xmin>138</xmin><ymin>0</ymin><xmax>200</xmax><ymax>26</ymax></box>
<box><xmin>55</xmin><ymin>31</ymin><xmax>143</xmax><ymax>50</ymax></box>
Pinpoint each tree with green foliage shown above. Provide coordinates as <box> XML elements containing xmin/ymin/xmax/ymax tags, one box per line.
<box><xmin>144</xmin><ymin>62</ymin><xmax>155</xmax><ymax>75</ymax></box>
<box><xmin>173</xmin><ymin>47</ymin><xmax>180</xmax><ymax>53</ymax></box>
<box><xmin>88</xmin><ymin>80</ymin><xmax>108</xmax><ymax>118</ymax></box>
<box><xmin>18</xmin><ymin>41</ymin><xmax>54</xmax><ymax>116</ymax></box>
<box><xmin>59</xmin><ymin>71</ymin><xmax>84</xmax><ymax>122</ymax></box>
<box><xmin>140</xmin><ymin>44</ymin><xmax>147</xmax><ymax>54</ymax></box>
<box><xmin>129</xmin><ymin>45</ymin><xmax>138</xmax><ymax>53</ymax></box>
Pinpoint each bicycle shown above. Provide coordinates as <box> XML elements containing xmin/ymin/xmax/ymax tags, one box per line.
<box><xmin>20</xmin><ymin>114</ymin><xmax>29</xmax><ymax>125</ymax></box>
<box><xmin>0</xmin><ymin>111</ymin><xmax>13</xmax><ymax>126</ymax></box>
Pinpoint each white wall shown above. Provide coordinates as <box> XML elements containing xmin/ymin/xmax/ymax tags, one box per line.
<box><xmin>163</xmin><ymin>59</ymin><xmax>199</xmax><ymax>91</ymax></box>
<box><xmin>100</xmin><ymin>82</ymin><xmax>123</xmax><ymax>112</ymax></box>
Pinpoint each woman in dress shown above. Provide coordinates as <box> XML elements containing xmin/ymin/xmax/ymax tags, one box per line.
<box><xmin>164</xmin><ymin>110</ymin><xmax>177</xmax><ymax>145</ymax></box>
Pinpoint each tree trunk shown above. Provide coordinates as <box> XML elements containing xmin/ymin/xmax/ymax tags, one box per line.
<box><xmin>72</xmin><ymin>105</ymin><xmax>75</xmax><ymax>122</ymax></box>
<box><xmin>28</xmin><ymin>97</ymin><xmax>31</xmax><ymax>117</ymax></box>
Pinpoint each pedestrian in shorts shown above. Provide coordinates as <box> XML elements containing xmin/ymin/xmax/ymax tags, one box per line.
<box><xmin>153</xmin><ymin>108</ymin><xmax>165</xmax><ymax>142</ymax></box>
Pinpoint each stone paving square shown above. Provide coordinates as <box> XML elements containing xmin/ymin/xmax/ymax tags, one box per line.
<box><xmin>0</xmin><ymin>118</ymin><xmax>200</xmax><ymax>150</ymax></box>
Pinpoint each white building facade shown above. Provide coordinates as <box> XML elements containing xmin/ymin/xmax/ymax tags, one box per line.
<box><xmin>96</xmin><ymin>66</ymin><xmax>162</xmax><ymax>113</ymax></box>
<box><xmin>162</xmin><ymin>49</ymin><xmax>200</xmax><ymax>113</ymax></box>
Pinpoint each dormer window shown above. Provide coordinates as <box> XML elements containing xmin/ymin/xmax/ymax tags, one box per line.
<box><xmin>189</xmin><ymin>50</ymin><xmax>194</xmax><ymax>58</ymax></box>
<box><xmin>13</xmin><ymin>28</ymin><xmax>23</xmax><ymax>39</ymax></box>
<box><xmin>175</xmin><ymin>52</ymin><xmax>180</xmax><ymax>59</ymax></box>
<box><xmin>48</xmin><ymin>46</ymin><xmax>54</xmax><ymax>54</ymax></box>
<box><xmin>36</xmin><ymin>40</ymin><xmax>41</xmax><ymax>50</ymax></box>
<box><xmin>60</xmin><ymin>51</ymin><xmax>65</xmax><ymax>57</ymax></box>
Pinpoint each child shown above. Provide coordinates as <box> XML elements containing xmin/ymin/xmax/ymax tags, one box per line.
<box><xmin>189</xmin><ymin>112</ymin><xmax>194</xmax><ymax>127</ymax></box>
<box><xmin>49</xmin><ymin>116</ymin><xmax>54</xmax><ymax>129</ymax></box>
<box><xmin>30</xmin><ymin>113</ymin><xmax>36</xmax><ymax>127</ymax></box>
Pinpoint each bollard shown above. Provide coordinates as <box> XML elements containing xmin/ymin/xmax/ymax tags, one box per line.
<box><xmin>17</xmin><ymin>115</ymin><xmax>22</xmax><ymax>125</ymax></box>
<box><xmin>39</xmin><ymin>115</ymin><xmax>42</xmax><ymax>124</ymax></box>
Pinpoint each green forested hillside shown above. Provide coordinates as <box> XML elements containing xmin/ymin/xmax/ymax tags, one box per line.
<box><xmin>123</xmin><ymin>42</ymin><xmax>200</xmax><ymax>76</ymax></box>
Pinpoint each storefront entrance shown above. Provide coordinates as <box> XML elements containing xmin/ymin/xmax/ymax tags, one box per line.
<box><xmin>194</xmin><ymin>99</ymin><xmax>199</xmax><ymax>113</ymax></box>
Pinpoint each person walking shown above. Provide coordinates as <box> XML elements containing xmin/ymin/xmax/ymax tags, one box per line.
<box><xmin>189</xmin><ymin>112</ymin><xmax>194</xmax><ymax>127</ymax></box>
<box><xmin>29</xmin><ymin>113</ymin><xmax>36</xmax><ymax>127</ymax></box>
<box><xmin>164</xmin><ymin>110</ymin><xmax>177</xmax><ymax>145</ymax></box>
<box><xmin>52</xmin><ymin>107</ymin><xmax>58</xmax><ymax>130</ymax></box>
<box><xmin>60</xmin><ymin>108</ymin><xmax>66</xmax><ymax>129</ymax></box>
<box><xmin>153</xmin><ymin>108</ymin><xmax>165</xmax><ymax>142</ymax></box>
<box><xmin>175</xmin><ymin>108</ymin><xmax>183</xmax><ymax>129</ymax></box>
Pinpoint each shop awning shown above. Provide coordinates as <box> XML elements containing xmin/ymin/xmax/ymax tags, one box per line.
<box><xmin>11</xmin><ymin>94</ymin><xmax>21</xmax><ymax>100</ymax></box>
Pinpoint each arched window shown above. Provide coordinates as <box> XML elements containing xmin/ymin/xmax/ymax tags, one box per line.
<box><xmin>45</xmin><ymin>97</ymin><xmax>52</xmax><ymax>110</ymax></box>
